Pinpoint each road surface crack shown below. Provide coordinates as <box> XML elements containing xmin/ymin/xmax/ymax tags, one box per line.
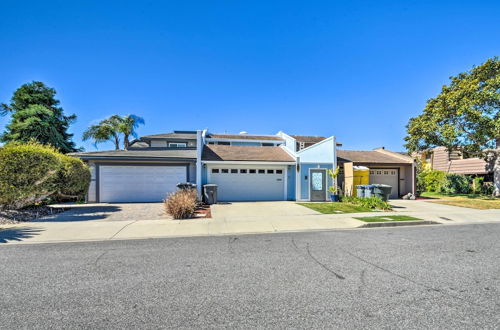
<box><xmin>306</xmin><ymin>243</ymin><xmax>345</xmax><ymax>280</ymax></box>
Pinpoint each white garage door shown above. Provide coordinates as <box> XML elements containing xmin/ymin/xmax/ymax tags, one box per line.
<box><xmin>99</xmin><ymin>166</ymin><xmax>186</xmax><ymax>202</ymax></box>
<box><xmin>208</xmin><ymin>166</ymin><xmax>286</xmax><ymax>201</ymax></box>
<box><xmin>369</xmin><ymin>168</ymin><xmax>399</xmax><ymax>199</ymax></box>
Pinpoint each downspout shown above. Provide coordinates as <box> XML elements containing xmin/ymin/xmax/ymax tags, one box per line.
<box><xmin>296</xmin><ymin>156</ymin><xmax>301</xmax><ymax>201</ymax></box>
<box><xmin>332</xmin><ymin>136</ymin><xmax>337</xmax><ymax>201</ymax></box>
<box><xmin>196</xmin><ymin>130</ymin><xmax>203</xmax><ymax>199</ymax></box>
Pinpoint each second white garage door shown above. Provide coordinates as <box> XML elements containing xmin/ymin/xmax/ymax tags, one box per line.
<box><xmin>208</xmin><ymin>166</ymin><xmax>286</xmax><ymax>201</ymax></box>
<box><xmin>369</xmin><ymin>168</ymin><xmax>399</xmax><ymax>199</ymax></box>
<box><xmin>99</xmin><ymin>165</ymin><xmax>187</xmax><ymax>202</ymax></box>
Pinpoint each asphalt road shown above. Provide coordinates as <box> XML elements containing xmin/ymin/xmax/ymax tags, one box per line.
<box><xmin>1</xmin><ymin>223</ymin><xmax>500</xmax><ymax>329</ymax></box>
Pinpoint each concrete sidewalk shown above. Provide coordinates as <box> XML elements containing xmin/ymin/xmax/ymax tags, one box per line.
<box><xmin>1</xmin><ymin>200</ymin><xmax>499</xmax><ymax>245</ymax></box>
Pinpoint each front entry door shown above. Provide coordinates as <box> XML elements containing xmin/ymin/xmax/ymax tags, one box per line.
<box><xmin>310</xmin><ymin>169</ymin><xmax>327</xmax><ymax>201</ymax></box>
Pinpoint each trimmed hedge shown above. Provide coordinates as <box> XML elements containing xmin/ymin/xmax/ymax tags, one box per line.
<box><xmin>56</xmin><ymin>155</ymin><xmax>91</xmax><ymax>197</ymax></box>
<box><xmin>0</xmin><ymin>142</ymin><xmax>90</xmax><ymax>209</ymax></box>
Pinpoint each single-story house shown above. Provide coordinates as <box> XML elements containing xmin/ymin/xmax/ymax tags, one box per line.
<box><xmin>71</xmin><ymin>130</ymin><xmax>416</xmax><ymax>203</ymax></box>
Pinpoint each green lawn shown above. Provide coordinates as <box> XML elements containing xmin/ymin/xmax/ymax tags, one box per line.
<box><xmin>354</xmin><ymin>215</ymin><xmax>423</xmax><ymax>222</ymax></box>
<box><xmin>298</xmin><ymin>203</ymin><xmax>376</xmax><ymax>214</ymax></box>
<box><xmin>420</xmin><ymin>192</ymin><xmax>500</xmax><ymax>210</ymax></box>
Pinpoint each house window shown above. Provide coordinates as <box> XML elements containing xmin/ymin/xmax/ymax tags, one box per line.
<box><xmin>240</xmin><ymin>169</ymin><xmax>247</xmax><ymax>174</ymax></box>
<box><xmin>262</xmin><ymin>143</ymin><xmax>274</xmax><ymax>147</ymax></box>
<box><xmin>258</xmin><ymin>169</ymin><xmax>265</xmax><ymax>174</ymax></box>
<box><xmin>376</xmin><ymin>170</ymin><xmax>382</xmax><ymax>175</ymax></box>
<box><xmin>391</xmin><ymin>170</ymin><xmax>396</xmax><ymax>175</ymax></box>
<box><xmin>230</xmin><ymin>169</ymin><xmax>238</xmax><ymax>174</ymax></box>
<box><xmin>276</xmin><ymin>169</ymin><xmax>283</xmax><ymax>174</ymax></box>
<box><xmin>218</xmin><ymin>141</ymin><xmax>230</xmax><ymax>145</ymax></box>
<box><xmin>212</xmin><ymin>169</ymin><xmax>219</xmax><ymax>174</ymax></box>
<box><xmin>208</xmin><ymin>141</ymin><xmax>216</xmax><ymax>145</ymax></box>
<box><xmin>369</xmin><ymin>170</ymin><xmax>375</xmax><ymax>175</ymax></box>
<box><xmin>383</xmin><ymin>171</ymin><xmax>389</xmax><ymax>175</ymax></box>
<box><xmin>168</xmin><ymin>142</ymin><xmax>187</xmax><ymax>147</ymax></box>
<box><xmin>249</xmin><ymin>169</ymin><xmax>256</xmax><ymax>174</ymax></box>
<box><xmin>267</xmin><ymin>169</ymin><xmax>274</xmax><ymax>174</ymax></box>
<box><xmin>221</xmin><ymin>169</ymin><xmax>229</xmax><ymax>173</ymax></box>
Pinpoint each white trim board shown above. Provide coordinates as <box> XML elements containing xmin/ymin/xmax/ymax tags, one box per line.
<box><xmin>203</xmin><ymin>161</ymin><xmax>296</xmax><ymax>165</ymax></box>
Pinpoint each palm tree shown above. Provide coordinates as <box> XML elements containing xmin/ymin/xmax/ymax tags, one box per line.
<box><xmin>116</xmin><ymin>114</ymin><xmax>145</xmax><ymax>149</ymax></box>
<box><xmin>82</xmin><ymin>114</ymin><xmax>144</xmax><ymax>150</ymax></box>
<box><xmin>82</xmin><ymin>119</ymin><xmax>120</xmax><ymax>150</ymax></box>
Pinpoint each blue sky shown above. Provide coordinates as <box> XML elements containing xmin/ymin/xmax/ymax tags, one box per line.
<box><xmin>1</xmin><ymin>0</ymin><xmax>499</xmax><ymax>151</ymax></box>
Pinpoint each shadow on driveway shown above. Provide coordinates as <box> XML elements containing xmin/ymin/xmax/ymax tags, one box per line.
<box><xmin>0</xmin><ymin>227</ymin><xmax>43</xmax><ymax>243</ymax></box>
<box><xmin>32</xmin><ymin>205</ymin><xmax>123</xmax><ymax>222</ymax></box>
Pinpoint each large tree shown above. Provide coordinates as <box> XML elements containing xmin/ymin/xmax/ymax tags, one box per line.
<box><xmin>405</xmin><ymin>57</ymin><xmax>500</xmax><ymax>196</ymax></box>
<box><xmin>0</xmin><ymin>81</ymin><xmax>79</xmax><ymax>153</ymax></box>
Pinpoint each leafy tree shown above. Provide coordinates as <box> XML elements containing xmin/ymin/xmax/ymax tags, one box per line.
<box><xmin>0</xmin><ymin>81</ymin><xmax>78</xmax><ymax>153</ymax></box>
<box><xmin>405</xmin><ymin>57</ymin><xmax>500</xmax><ymax>196</ymax></box>
<box><xmin>82</xmin><ymin>114</ymin><xmax>144</xmax><ymax>150</ymax></box>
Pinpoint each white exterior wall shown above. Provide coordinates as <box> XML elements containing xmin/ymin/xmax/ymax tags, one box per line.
<box><xmin>277</xmin><ymin>131</ymin><xmax>297</xmax><ymax>153</ymax></box>
<box><xmin>296</xmin><ymin>137</ymin><xmax>336</xmax><ymax>163</ymax></box>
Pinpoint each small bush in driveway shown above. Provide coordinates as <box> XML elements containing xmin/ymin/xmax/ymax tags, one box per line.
<box><xmin>164</xmin><ymin>189</ymin><xmax>198</xmax><ymax>219</ymax></box>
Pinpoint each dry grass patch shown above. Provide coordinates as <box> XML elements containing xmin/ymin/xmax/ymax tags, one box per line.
<box><xmin>421</xmin><ymin>192</ymin><xmax>500</xmax><ymax>209</ymax></box>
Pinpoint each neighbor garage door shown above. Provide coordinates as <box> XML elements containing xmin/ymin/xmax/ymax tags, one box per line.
<box><xmin>369</xmin><ymin>168</ymin><xmax>399</xmax><ymax>199</ymax></box>
<box><xmin>99</xmin><ymin>165</ymin><xmax>187</xmax><ymax>202</ymax></box>
<box><xmin>208</xmin><ymin>166</ymin><xmax>286</xmax><ymax>201</ymax></box>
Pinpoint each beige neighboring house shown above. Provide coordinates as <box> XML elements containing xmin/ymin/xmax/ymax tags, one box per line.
<box><xmin>337</xmin><ymin>147</ymin><xmax>415</xmax><ymax>199</ymax></box>
<box><xmin>421</xmin><ymin>147</ymin><xmax>490</xmax><ymax>175</ymax></box>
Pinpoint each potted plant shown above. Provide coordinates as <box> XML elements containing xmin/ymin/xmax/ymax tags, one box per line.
<box><xmin>327</xmin><ymin>166</ymin><xmax>341</xmax><ymax>202</ymax></box>
<box><xmin>328</xmin><ymin>186</ymin><xmax>340</xmax><ymax>202</ymax></box>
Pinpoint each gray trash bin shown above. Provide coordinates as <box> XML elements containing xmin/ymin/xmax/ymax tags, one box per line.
<box><xmin>356</xmin><ymin>185</ymin><xmax>365</xmax><ymax>198</ymax></box>
<box><xmin>364</xmin><ymin>185</ymin><xmax>375</xmax><ymax>198</ymax></box>
<box><xmin>372</xmin><ymin>184</ymin><xmax>392</xmax><ymax>201</ymax></box>
<box><xmin>203</xmin><ymin>184</ymin><xmax>218</xmax><ymax>204</ymax></box>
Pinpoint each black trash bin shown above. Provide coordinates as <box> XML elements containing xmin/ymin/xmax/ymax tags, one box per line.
<box><xmin>372</xmin><ymin>184</ymin><xmax>392</xmax><ymax>201</ymax></box>
<box><xmin>203</xmin><ymin>184</ymin><xmax>218</xmax><ymax>204</ymax></box>
<box><xmin>177</xmin><ymin>183</ymin><xmax>197</xmax><ymax>190</ymax></box>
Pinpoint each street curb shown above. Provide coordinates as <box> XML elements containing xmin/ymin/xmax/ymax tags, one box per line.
<box><xmin>359</xmin><ymin>220</ymin><xmax>440</xmax><ymax>228</ymax></box>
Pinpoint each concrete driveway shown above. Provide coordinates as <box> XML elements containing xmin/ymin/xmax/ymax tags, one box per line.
<box><xmin>211</xmin><ymin>201</ymin><xmax>320</xmax><ymax>221</ymax></box>
<box><xmin>34</xmin><ymin>203</ymin><xmax>170</xmax><ymax>222</ymax></box>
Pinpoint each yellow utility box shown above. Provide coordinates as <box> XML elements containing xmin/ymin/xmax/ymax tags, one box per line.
<box><xmin>352</xmin><ymin>166</ymin><xmax>369</xmax><ymax>197</ymax></box>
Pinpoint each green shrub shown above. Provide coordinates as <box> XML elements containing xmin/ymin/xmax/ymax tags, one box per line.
<box><xmin>164</xmin><ymin>189</ymin><xmax>198</xmax><ymax>219</ymax></box>
<box><xmin>56</xmin><ymin>155</ymin><xmax>91</xmax><ymax>199</ymax></box>
<box><xmin>481</xmin><ymin>182</ymin><xmax>494</xmax><ymax>196</ymax></box>
<box><xmin>0</xmin><ymin>142</ymin><xmax>62</xmax><ymax>209</ymax></box>
<box><xmin>0</xmin><ymin>142</ymin><xmax>91</xmax><ymax>209</ymax></box>
<box><xmin>472</xmin><ymin>177</ymin><xmax>484</xmax><ymax>194</ymax></box>
<box><xmin>419</xmin><ymin>169</ymin><xmax>447</xmax><ymax>192</ymax></box>
<box><xmin>340</xmin><ymin>196</ymin><xmax>392</xmax><ymax>210</ymax></box>
<box><xmin>441</xmin><ymin>174</ymin><xmax>471</xmax><ymax>194</ymax></box>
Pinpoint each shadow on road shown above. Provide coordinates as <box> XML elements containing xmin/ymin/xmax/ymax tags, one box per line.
<box><xmin>0</xmin><ymin>227</ymin><xmax>43</xmax><ymax>243</ymax></box>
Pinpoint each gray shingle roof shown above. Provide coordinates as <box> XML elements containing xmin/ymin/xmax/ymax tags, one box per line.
<box><xmin>70</xmin><ymin>148</ymin><xmax>196</xmax><ymax>160</ymax></box>
<box><xmin>202</xmin><ymin>145</ymin><xmax>294</xmax><ymax>162</ymax></box>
